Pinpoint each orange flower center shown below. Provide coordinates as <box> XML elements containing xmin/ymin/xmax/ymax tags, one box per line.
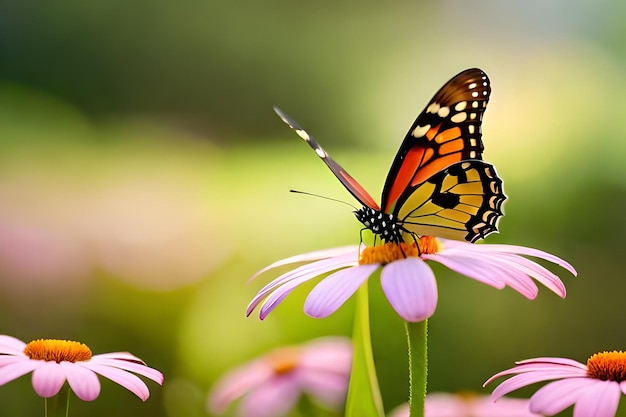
<box><xmin>23</xmin><ymin>339</ymin><xmax>92</xmax><ymax>363</ymax></box>
<box><xmin>586</xmin><ymin>351</ymin><xmax>626</xmax><ymax>381</ymax></box>
<box><xmin>265</xmin><ymin>347</ymin><xmax>300</xmax><ymax>375</ymax></box>
<box><xmin>359</xmin><ymin>237</ymin><xmax>441</xmax><ymax>265</ymax></box>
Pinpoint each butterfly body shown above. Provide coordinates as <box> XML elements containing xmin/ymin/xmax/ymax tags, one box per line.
<box><xmin>275</xmin><ymin>68</ymin><xmax>506</xmax><ymax>244</ymax></box>
<box><xmin>353</xmin><ymin>207</ymin><xmax>404</xmax><ymax>243</ymax></box>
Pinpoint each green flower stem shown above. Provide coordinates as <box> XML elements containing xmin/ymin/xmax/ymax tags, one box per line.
<box><xmin>65</xmin><ymin>387</ymin><xmax>71</xmax><ymax>417</ymax></box>
<box><xmin>405</xmin><ymin>320</ymin><xmax>428</xmax><ymax>417</ymax></box>
<box><xmin>345</xmin><ymin>283</ymin><xmax>385</xmax><ymax>417</ymax></box>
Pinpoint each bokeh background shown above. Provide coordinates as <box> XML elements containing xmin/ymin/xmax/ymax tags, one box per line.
<box><xmin>1</xmin><ymin>0</ymin><xmax>625</xmax><ymax>416</ymax></box>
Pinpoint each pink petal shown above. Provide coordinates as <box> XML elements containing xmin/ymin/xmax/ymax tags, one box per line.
<box><xmin>529</xmin><ymin>378</ymin><xmax>599</xmax><ymax>416</ymax></box>
<box><xmin>490</xmin><ymin>254</ymin><xmax>566</xmax><ymax>297</ymax></box>
<box><xmin>208</xmin><ymin>361</ymin><xmax>273</xmax><ymax>413</ymax></box>
<box><xmin>423</xmin><ymin>393</ymin><xmax>467</xmax><ymax>417</ymax></box>
<box><xmin>248</xmin><ymin>251</ymin><xmax>358</xmax><ymax>317</ymax></box>
<box><xmin>573</xmin><ymin>379</ymin><xmax>621</xmax><ymax>417</ymax></box>
<box><xmin>0</xmin><ymin>335</ymin><xmax>27</xmax><ymax>354</ymax></box>
<box><xmin>32</xmin><ymin>362</ymin><xmax>67</xmax><ymax>398</ymax></box>
<box><xmin>515</xmin><ymin>357</ymin><xmax>588</xmax><ymax>369</ymax></box>
<box><xmin>78</xmin><ymin>362</ymin><xmax>150</xmax><ymax>400</ymax></box>
<box><xmin>0</xmin><ymin>355</ymin><xmax>33</xmax><ymax>367</ymax></box>
<box><xmin>423</xmin><ymin>253</ymin><xmax>507</xmax><ymax>289</ymax></box>
<box><xmin>248</xmin><ymin>246</ymin><xmax>359</xmax><ymax>282</ymax></box>
<box><xmin>61</xmin><ymin>362</ymin><xmax>101</xmax><ymax>401</ymax></box>
<box><xmin>426</xmin><ymin>251</ymin><xmax>539</xmax><ymax>299</ymax></box>
<box><xmin>91</xmin><ymin>352</ymin><xmax>145</xmax><ymax>364</ymax></box>
<box><xmin>295</xmin><ymin>368</ymin><xmax>349</xmax><ymax>407</ymax></box>
<box><xmin>238</xmin><ymin>376</ymin><xmax>300</xmax><ymax>417</ymax></box>
<box><xmin>0</xmin><ymin>359</ymin><xmax>42</xmax><ymax>386</ymax></box>
<box><xmin>440</xmin><ymin>240</ymin><xmax>577</xmax><ymax>276</ymax></box>
<box><xmin>489</xmin><ymin>370</ymin><xmax>586</xmax><ymax>400</ymax></box>
<box><xmin>88</xmin><ymin>357</ymin><xmax>163</xmax><ymax>384</ymax></box>
<box><xmin>299</xmin><ymin>337</ymin><xmax>352</xmax><ymax>374</ymax></box>
<box><xmin>471</xmin><ymin>396</ymin><xmax>539</xmax><ymax>417</ymax></box>
<box><xmin>304</xmin><ymin>264</ymin><xmax>378</xmax><ymax>318</ymax></box>
<box><xmin>380</xmin><ymin>258</ymin><xmax>437</xmax><ymax>322</ymax></box>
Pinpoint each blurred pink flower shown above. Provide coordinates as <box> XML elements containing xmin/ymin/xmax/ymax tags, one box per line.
<box><xmin>0</xmin><ymin>335</ymin><xmax>163</xmax><ymax>401</ymax></box>
<box><xmin>247</xmin><ymin>237</ymin><xmax>575</xmax><ymax>322</ymax></box>
<box><xmin>485</xmin><ymin>351</ymin><xmax>626</xmax><ymax>417</ymax></box>
<box><xmin>389</xmin><ymin>393</ymin><xmax>540</xmax><ymax>417</ymax></box>
<box><xmin>208</xmin><ymin>337</ymin><xmax>351</xmax><ymax>417</ymax></box>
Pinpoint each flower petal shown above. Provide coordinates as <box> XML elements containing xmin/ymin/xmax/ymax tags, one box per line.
<box><xmin>238</xmin><ymin>376</ymin><xmax>300</xmax><ymax>417</ymax></box>
<box><xmin>515</xmin><ymin>357</ymin><xmax>588</xmax><ymax>370</ymax></box>
<box><xmin>208</xmin><ymin>361</ymin><xmax>273</xmax><ymax>414</ymax></box>
<box><xmin>88</xmin><ymin>357</ymin><xmax>163</xmax><ymax>384</ymax></box>
<box><xmin>78</xmin><ymin>362</ymin><xmax>150</xmax><ymax>400</ymax></box>
<box><xmin>425</xmin><ymin>251</ymin><xmax>540</xmax><ymax>299</ymax></box>
<box><xmin>380</xmin><ymin>258</ymin><xmax>437</xmax><ymax>322</ymax></box>
<box><xmin>423</xmin><ymin>253</ymin><xmax>507</xmax><ymax>289</ymax></box>
<box><xmin>573</xmin><ymin>379</ymin><xmax>620</xmax><ymax>417</ymax></box>
<box><xmin>0</xmin><ymin>335</ymin><xmax>27</xmax><ymax>355</ymax></box>
<box><xmin>529</xmin><ymin>378</ymin><xmax>598</xmax><ymax>416</ymax></box>
<box><xmin>440</xmin><ymin>240</ymin><xmax>577</xmax><ymax>277</ymax></box>
<box><xmin>61</xmin><ymin>362</ymin><xmax>101</xmax><ymax>401</ymax></box>
<box><xmin>304</xmin><ymin>264</ymin><xmax>378</xmax><ymax>318</ymax></box>
<box><xmin>248</xmin><ymin>250</ymin><xmax>359</xmax><ymax>317</ymax></box>
<box><xmin>0</xmin><ymin>359</ymin><xmax>42</xmax><ymax>386</ymax></box>
<box><xmin>248</xmin><ymin>246</ymin><xmax>359</xmax><ymax>282</ymax></box>
<box><xmin>296</xmin><ymin>368</ymin><xmax>349</xmax><ymax>407</ymax></box>
<box><xmin>488</xmin><ymin>253</ymin><xmax>566</xmax><ymax>297</ymax></box>
<box><xmin>32</xmin><ymin>362</ymin><xmax>67</xmax><ymax>398</ymax></box>
<box><xmin>299</xmin><ymin>337</ymin><xmax>352</xmax><ymax>374</ymax></box>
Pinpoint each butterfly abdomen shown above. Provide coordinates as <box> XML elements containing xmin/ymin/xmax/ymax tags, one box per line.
<box><xmin>354</xmin><ymin>207</ymin><xmax>404</xmax><ymax>243</ymax></box>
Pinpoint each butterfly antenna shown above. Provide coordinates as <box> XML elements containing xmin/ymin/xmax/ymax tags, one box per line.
<box><xmin>289</xmin><ymin>190</ymin><xmax>359</xmax><ymax>210</ymax></box>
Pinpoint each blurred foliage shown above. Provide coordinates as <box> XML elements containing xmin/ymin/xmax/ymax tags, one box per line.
<box><xmin>0</xmin><ymin>0</ymin><xmax>626</xmax><ymax>416</ymax></box>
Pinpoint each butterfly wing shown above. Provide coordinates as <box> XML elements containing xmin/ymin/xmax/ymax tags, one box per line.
<box><xmin>381</xmin><ymin>68</ymin><xmax>491</xmax><ymax>214</ymax></box>
<box><xmin>273</xmin><ymin>106</ymin><xmax>380</xmax><ymax>210</ymax></box>
<box><xmin>397</xmin><ymin>160</ymin><xmax>505</xmax><ymax>242</ymax></box>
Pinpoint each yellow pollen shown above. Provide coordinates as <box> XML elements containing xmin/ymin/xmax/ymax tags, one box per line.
<box><xmin>265</xmin><ymin>347</ymin><xmax>300</xmax><ymax>375</ymax></box>
<box><xmin>418</xmin><ymin>236</ymin><xmax>441</xmax><ymax>255</ymax></box>
<box><xmin>586</xmin><ymin>351</ymin><xmax>626</xmax><ymax>381</ymax></box>
<box><xmin>358</xmin><ymin>237</ymin><xmax>441</xmax><ymax>265</ymax></box>
<box><xmin>23</xmin><ymin>339</ymin><xmax>92</xmax><ymax>363</ymax></box>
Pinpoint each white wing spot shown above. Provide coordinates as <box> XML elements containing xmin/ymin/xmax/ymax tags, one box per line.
<box><xmin>471</xmin><ymin>91</ymin><xmax>479</xmax><ymax>98</ymax></box>
<box><xmin>470</xmin><ymin>113</ymin><xmax>477</xmax><ymax>120</ymax></box>
<box><xmin>315</xmin><ymin>148</ymin><xmax>326</xmax><ymax>158</ymax></box>
<box><xmin>468</xmin><ymin>125</ymin><xmax>475</xmax><ymax>134</ymax></box>
<box><xmin>483</xmin><ymin>90</ymin><xmax>488</xmax><ymax>96</ymax></box>
<box><xmin>472</xmin><ymin>101</ymin><xmax>479</xmax><ymax>108</ymax></box>
<box><xmin>455</xmin><ymin>101</ymin><xmax>467</xmax><ymax>111</ymax></box>
<box><xmin>451</xmin><ymin>112</ymin><xmax>467</xmax><ymax>123</ymax></box>
<box><xmin>483</xmin><ymin>81</ymin><xmax>488</xmax><ymax>86</ymax></box>
<box><xmin>296</xmin><ymin>130</ymin><xmax>311</xmax><ymax>141</ymax></box>
<box><xmin>412</xmin><ymin>124</ymin><xmax>430</xmax><ymax>138</ymax></box>
<box><xmin>438</xmin><ymin>106</ymin><xmax>450</xmax><ymax>118</ymax></box>
<box><xmin>469</xmin><ymin>82</ymin><xmax>477</xmax><ymax>89</ymax></box>
<box><xmin>427</xmin><ymin>102</ymin><xmax>441</xmax><ymax>114</ymax></box>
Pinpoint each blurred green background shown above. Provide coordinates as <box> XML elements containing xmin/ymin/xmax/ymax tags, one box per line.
<box><xmin>0</xmin><ymin>0</ymin><xmax>625</xmax><ymax>416</ymax></box>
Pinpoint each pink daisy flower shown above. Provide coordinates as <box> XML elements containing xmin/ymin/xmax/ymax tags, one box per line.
<box><xmin>208</xmin><ymin>337</ymin><xmax>351</xmax><ymax>417</ymax></box>
<box><xmin>485</xmin><ymin>351</ymin><xmax>626</xmax><ymax>417</ymax></box>
<box><xmin>389</xmin><ymin>392</ymin><xmax>541</xmax><ymax>417</ymax></box>
<box><xmin>0</xmin><ymin>335</ymin><xmax>163</xmax><ymax>401</ymax></box>
<box><xmin>247</xmin><ymin>237</ymin><xmax>576</xmax><ymax>322</ymax></box>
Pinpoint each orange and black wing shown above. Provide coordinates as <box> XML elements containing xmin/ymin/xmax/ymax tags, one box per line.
<box><xmin>397</xmin><ymin>160</ymin><xmax>506</xmax><ymax>242</ymax></box>
<box><xmin>273</xmin><ymin>106</ymin><xmax>380</xmax><ymax>210</ymax></box>
<box><xmin>381</xmin><ymin>68</ymin><xmax>491</xmax><ymax>215</ymax></box>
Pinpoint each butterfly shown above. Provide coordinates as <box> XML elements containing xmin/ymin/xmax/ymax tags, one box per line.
<box><xmin>275</xmin><ymin>68</ymin><xmax>506</xmax><ymax>244</ymax></box>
